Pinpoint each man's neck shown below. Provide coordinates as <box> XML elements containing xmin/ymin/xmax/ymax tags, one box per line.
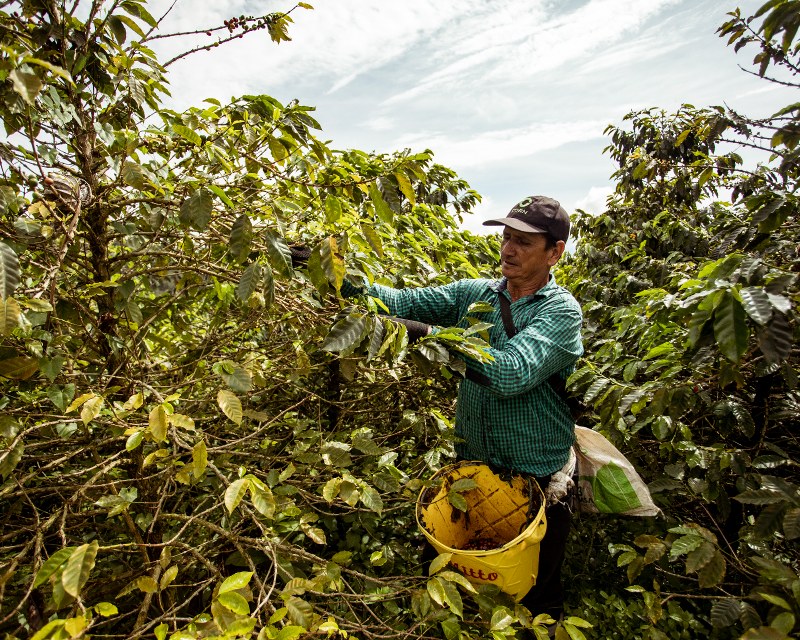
<box><xmin>506</xmin><ymin>273</ymin><xmax>550</xmax><ymax>301</ymax></box>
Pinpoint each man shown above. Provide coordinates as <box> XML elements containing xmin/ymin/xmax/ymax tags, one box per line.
<box><xmin>343</xmin><ymin>196</ymin><xmax>583</xmax><ymax>623</ymax></box>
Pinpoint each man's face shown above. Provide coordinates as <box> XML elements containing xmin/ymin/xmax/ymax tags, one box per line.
<box><xmin>500</xmin><ymin>227</ymin><xmax>565</xmax><ymax>284</ymax></box>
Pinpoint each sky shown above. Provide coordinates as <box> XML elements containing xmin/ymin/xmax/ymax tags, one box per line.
<box><xmin>146</xmin><ymin>0</ymin><xmax>794</xmax><ymax>234</ymax></box>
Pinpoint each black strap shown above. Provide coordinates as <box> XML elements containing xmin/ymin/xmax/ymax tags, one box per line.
<box><xmin>496</xmin><ymin>291</ymin><xmax>583</xmax><ymax>420</ymax></box>
<box><xmin>497</xmin><ymin>291</ymin><xmax>518</xmax><ymax>338</ymax></box>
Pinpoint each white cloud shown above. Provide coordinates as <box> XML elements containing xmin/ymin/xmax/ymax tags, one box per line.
<box><xmin>395</xmin><ymin>119</ymin><xmax>608</xmax><ymax>169</ymax></box>
<box><xmin>383</xmin><ymin>0</ymin><xmax>681</xmax><ymax>105</ymax></box>
<box><xmin>363</xmin><ymin>116</ymin><xmax>395</xmax><ymax>132</ymax></box>
<box><xmin>135</xmin><ymin>0</ymin><xmax>784</xmax><ymax>235</ymax></box>
<box><xmin>460</xmin><ymin>193</ymin><xmax>508</xmax><ymax>235</ymax></box>
<box><xmin>574</xmin><ymin>186</ymin><xmax>614</xmax><ymax>215</ymax></box>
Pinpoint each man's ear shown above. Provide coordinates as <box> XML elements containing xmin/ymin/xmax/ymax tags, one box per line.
<box><xmin>549</xmin><ymin>240</ymin><xmax>566</xmax><ymax>265</ymax></box>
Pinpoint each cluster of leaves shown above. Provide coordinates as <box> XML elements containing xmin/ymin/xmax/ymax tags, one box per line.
<box><xmin>557</xmin><ymin>3</ymin><xmax>798</xmax><ymax>639</ymax></box>
<box><xmin>0</xmin><ymin>1</ymin><xmax>547</xmax><ymax>639</ymax></box>
<box><xmin>2</xmin><ymin>0</ymin><xmax>798</xmax><ymax>639</ymax></box>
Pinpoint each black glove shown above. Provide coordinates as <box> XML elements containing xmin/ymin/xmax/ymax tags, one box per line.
<box><xmin>390</xmin><ymin>317</ymin><xmax>431</xmax><ymax>343</ymax></box>
<box><xmin>289</xmin><ymin>245</ymin><xmax>311</xmax><ymax>267</ymax></box>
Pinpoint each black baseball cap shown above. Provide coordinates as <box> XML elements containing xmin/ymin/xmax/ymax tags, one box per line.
<box><xmin>483</xmin><ymin>195</ymin><xmax>571</xmax><ymax>242</ymax></box>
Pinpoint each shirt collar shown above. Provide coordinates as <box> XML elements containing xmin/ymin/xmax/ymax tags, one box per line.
<box><xmin>489</xmin><ymin>274</ymin><xmax>558</xmax><ymax>300</ymax></box>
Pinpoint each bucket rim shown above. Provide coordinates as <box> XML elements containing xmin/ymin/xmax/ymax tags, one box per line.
<box><xmin>415</xmin><ymin>461</ymin><xmax>545</xmax><ymax>555</ymax></box>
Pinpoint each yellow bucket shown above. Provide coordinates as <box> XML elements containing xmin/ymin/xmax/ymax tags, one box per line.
<box><xmin>416</xmin><ymin>462</ymin><xmax>547</xmax><ymax>602</ymax></box>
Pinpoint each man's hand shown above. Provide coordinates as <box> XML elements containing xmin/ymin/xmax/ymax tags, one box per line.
<box><xmin>390</xmin><ymin>317</ymin><xmax>431</xmax><ymax>343</ymax></box>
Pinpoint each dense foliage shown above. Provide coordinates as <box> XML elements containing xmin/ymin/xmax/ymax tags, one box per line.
<box><xmin>560</xmin><ymin>6</ymin><xmax>799</xmax><ymax>638</ymax></box>
<box><xmin>0</xmin><ymin>1</ymin><xmax>796</xmax><ymax>640</ymax></box>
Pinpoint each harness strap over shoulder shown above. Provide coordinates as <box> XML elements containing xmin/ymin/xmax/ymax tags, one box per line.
<box><xmin>496</xmin><ymin>291</ymin><xmax>582</xmax><ymax>420</ymax></box>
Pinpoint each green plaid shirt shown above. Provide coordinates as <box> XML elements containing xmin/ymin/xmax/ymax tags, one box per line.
<box><xmin>362</xmin><ymin>275</ymin><xmax>583</xmax><ymax>476</ymax></box>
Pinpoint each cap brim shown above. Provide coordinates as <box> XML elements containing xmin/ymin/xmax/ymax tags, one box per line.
<box><xmin>482</xmin><ymin>217</ymin><xmax>548</xmax><ymax>234</ymax></box>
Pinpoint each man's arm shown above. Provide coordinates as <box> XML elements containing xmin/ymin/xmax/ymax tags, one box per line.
<box><xmin>463</xmin><ymin>300</ymin><xmax>583</xmax><ymax>398</ymax></box>
<box><xmin>344</xmin><ymin>280</ymin><xmax>466</xmax><ymax>328</ymax></box>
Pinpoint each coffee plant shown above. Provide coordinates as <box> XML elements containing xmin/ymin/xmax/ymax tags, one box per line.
<box><xmin>0</xmin><ymin>1</ymin><xmax>796</xmax><ymax>639</ymax></box>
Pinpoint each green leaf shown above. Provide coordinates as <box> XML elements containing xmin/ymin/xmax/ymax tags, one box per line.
<box><xmin>370</xmin><ymin>183</ymin><xmax>393</xmax><ymax>224</ymax></box>
<box><xmin>269</xmin><ymin>135</ymin><xmax>289</xmax><ymax>162</ymax></box>
<box><xmin>80</xmin><ymin>394</ymin><xmax>104</xmax><ymax>425</ymax></box>
<box><xmin>216</xmin><ymin>360</ymin><xmax>252</xmax><ymax>392</ymax></box>
<box><xmin>426</xmin><ymin>576</ymin><xmax>446</xmax><ymax>607</ymax></box>
<box><xmin>250</xmin><ymin>484</ymin><xmax>276</xmax><ymax>519</ymax></box>
<box><xmin>643</xmin><ymin>342</ymin><xmax>675</xmax><ymax>360</ymax></box>
<box><xmin>429</xmin><ymin>553</ymin><xmax>452</xmax><ymax>575</ymax></box>
<box><xmin>321</xmin><ymin>441</ymin><xmax>352</xmax><ymax>467</ymax></box>
<box><xmin>33</xmin><ymin>547</ymin><xmax>75</xmax><ymax>588</ymax></box>
<box><xmin>740</xmin><ymin>287</ymin><xmax>773</xmax><ymax>325</ymax></box>
<box><xmin>670</xmin><ymin>535</ymin><xmax>704</xmax><ymax>560</ymax></box>
<box><xmin>148</xmin><ymin>405</ymin><xmax>167</xmax><ymax>442</ymax></box>
<box><xmin>122</xmin><ymin>161</ymin><xmax>146</xmax><ymax>190</ymax></box>
<box><xmin>225</xmin><ymin>478</ymin><xmax>250</xmax><ymax>513</ymax></box>
<box><xmin>758</xmin><ymin>592</ymin><xmax>792</xmax><ymax>611</ymax></box>
<box><xmin>697</xmin><ymin>550</ymin><xmax>726</xmax><ymax>588</ymax></box>
<box><xmin>126</xmin><ymin>430</ymin><xmax>143</xmax><ymax>451</ymax></box>
<box><xmin>584</xmin><ymin>377</ymin><xmax>610</xmax><ymax>403</ymax></box>
<box><xmin>589</xmin><ymin>462</ymin><xmax>642</xmax><ymax>513</ymax></box>
<box><xmin>168</xmin><ymin>413</ymin><xmax>194</xmax><ymax>431</ymax></box>
<box><xmin>236</xmin><ymin>262</ymin><xmax>261</xmax><ymax>301</ymax></box>
<box><xmin>275</xmin><ymin>626</ymin><xmax>306</xmax><ymax>640</ymax></box>
<box><xmin>734</xmin><ymin>489</ymin><xmax>785</xmax><ymax>504</ymax></box>
<box><xmin>394</xmin><ymin>171</ymin><xmax>416</xmax><ymax>205</ymax></box>
<box><xmin>754</xmin><ymin>503</ymin><xmax>788</xmax><ymax>540</ymax></box>
<box><xmin>437</xmin><ymin>570</ymin><xmax>478</xmax><ymax>593</ymax></box>
<box><xmin>711</xmin><ymin>599</ymin><xmax>744</xmax><ymax>628</ymax></box>
<box><xmin>447</xmin><ymin>491</ymin><xmax>468</xmax><ymax>512</ymax></box>
<box><xmin>207</xmin><ymin>184</ymin><xmax>234</xmax><ymax>209</ymax></box>
<box><xmin>490</xmin><ymin>607</ymin><xmax>514</xmax><ymax>630</ymax></box>
<box><xmin>262</xmin><ymin>261</ymin><xmax>275</xmax><ymax>309</ymax></box>
<box><xmin>0</xmin><ymin>297</ymin><xmax>21</xmax><ymax>335</ymax></box>
<box><xmin>179</xmin><ymin>189</ymin><xmax>213</xmax><ymax>231</ymax></box>
<box><xmin>686</xmin><ymin>541</ymin><xmax>716</xmax><ymax>573</ymax></box>
<box><xmin>365</xmin><ymin>317</ymin><xmax>386</xmax><ymax>362</ymax></box>
<box><xmin>0</xmin><ymin>356</ymin><xmax>38</xmax><ymax>379</ymax></box>
<box><xmin>39</xmin><ymin>355</ymin><xmax>65</xmax><ymax>381</ymax></box>
<box><xmin>322</xmin><ymin>478</ymin><xmax>341</xmax><ymax>502</ymax></box>
<box><xmin>783</xmin><ymin>507</ymin><xmax>800</xmax><ymax>539</ymax></box>
<box><xmin>359</xmin><ymin>484</ymin><xmax>383</xmax><ymax>515</ymax></box>
<box><xmin>61</xmin><ymin>541</ymin><xmax>99</xmax><ymax>597</ymax></box>
<box><xmin>172</xmin><ymin>124</ymin><xmax>201</xmax><ymax>146</ymax></box>
<box><xmin>95</xmin><ymin>601</ymin><xmax>119</xmax><ymax>616</ymax></box>
<box><xmin>218</xmin><ymin>591</ymin><xmax>250</xmax><ymax>615</ymax></box>
<box><xmin>713</xmin><ymin>292</ymin><xmax>749</xmax><ymax>362</ymax></box>
<box><xmin>437</xmin><ymin>576</ymin><xmax>463</xmax><ymax>618</ymax></box>
<box><xmin>319</xmin><ymin>236</ymin><xmax>345</xmax><ymax>292</ymax></box>
<box><xmin>618</xmin><ymin>389</ymin><xmax>646</xmax><ymax>415</ymax></box>
<box><xmin>360</xmin><ymin>222</ymin><xmax>384</xmax><ymax>257</ymax></box>
<box><xmin>107</xmin><ymin>15</ymin><xmax>127</xmax><ymax>44</ymax></box>
<box><xmin>29</xmin><ymin>620</ymin><xmax>65</xmax><ymax>640</ymax></box>
<box><xmin>159</xmin><ymin>565</ymin><xmax>178</xmax><ymax>590</ymax></box>
<box><xmin>286</xmin><ymin>596</ymin><xmax>313</xmax><ymax>627</ymax></box>
<box><xmin>192</xmin><ymin>440</ymin><xmax>207</xmax><ymax>479</ymax></box>
<box><xmin>264</xmin><ymin>231</ymin><xmax>293</xmax><ymax>277</ymax></box>
<box><xmin>229</xmin><ymin>215</ymin><xmax>253</xmax><ymax>264</ymax></box>
<box><xmin>450</xmin><ymin>478</ymin><xmax>478</xmax><ymax>493</ymax></box>
<box><xmin>757</xmin><ymin>312</ymin><xmax>792</xmax><ymax>365</ymax></box>
<box><xmin>325</xmin><ymin>194</ymin><xmax>343</xmax><ymax>223</ymax></box>
<box><xmin>321</xmin><ymin>313</ymin><xmax>367</xmax><ymax>354</ymax></box>
<box><xmin>136</xmin><ymin>576</ymin><xmax>158</xmax><ymax>593</ymax></box>
<box><xmin>217</xmin><ymin>390</ymin><xmax>242</xmax><ymax>425</ymax></box>
<box><xmin>47</xmin><ymin>384</ymin><xmax>75</xmax><ymax>412</ymax></box>
<box><xmin>219</xmin><ymin>571</ymin><xmax>253</xmax><ymax>594</ymax></box>
<box><xmin>10</xmin><ymin>69</ymin><xmax>43</xmax><ymax>104</ymax></box>
<box><xmin>771</xmin><ymin>612</ymin><xmax>796</xmax><ymax>635</ymax></box>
